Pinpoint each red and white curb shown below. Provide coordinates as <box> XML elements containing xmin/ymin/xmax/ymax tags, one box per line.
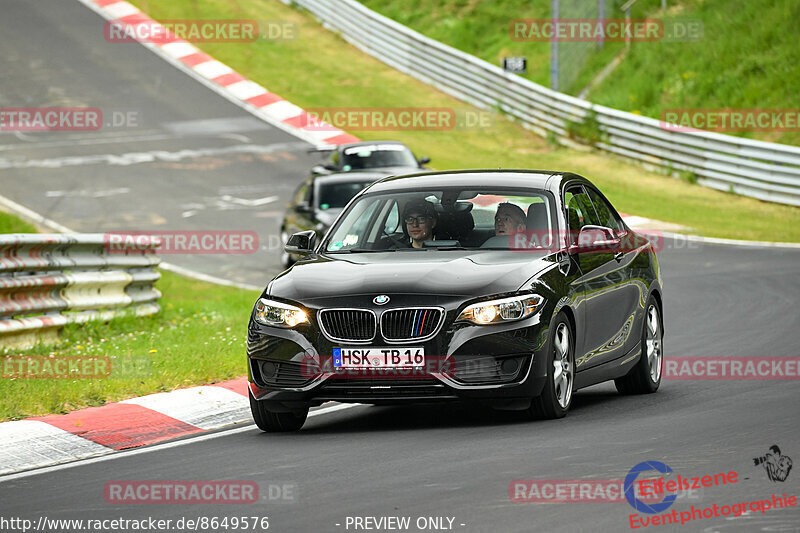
<box><xmin>77</xmin><ymin>0</ymin><xmax>359</xmax><ymax>148</ymax></box>
<box><xmin>0</xmin><ymin>377</ymin><xmax>251</xmax><ymax>475</ymax></box>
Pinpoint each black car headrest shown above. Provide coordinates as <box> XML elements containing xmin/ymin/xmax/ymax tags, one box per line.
<box><xmin>435</xmin><ymin>202</ymin><xmax>474</xmax><ymax>240</ymax></box>
<box><xmin>526</xmin><ymin>203</ymin><xmax>549</xmax><ymax>231</ymax></box>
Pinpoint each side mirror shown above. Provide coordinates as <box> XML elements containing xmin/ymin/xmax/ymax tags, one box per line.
<box><xmin>418</xmin><ymin>156</ymin><xmax>431</xmax><ymax>166</ymax></box>
<box><xmin>284</xmin><ymin>230</ymin><xmax>316</xmax><ymax>256</ymax></box>
<box><xmin>311</xmin><ymin>165</ymin><xmax>335</xmax><ymax>175</ymax></box>
<box><xmin>572</xmin><ymin>225</ymin><xmax>620</xmax><ymax>252</ymax></box>
<box><xmin>294</xmin><ymin>202</ymin><xmax>313</xmax><ymax>214</ymax></box>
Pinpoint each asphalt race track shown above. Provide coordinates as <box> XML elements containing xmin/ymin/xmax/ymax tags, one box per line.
<box><xmin>1</xmin><ymin>1</ymin><xmax>799</xmax><ymax>532</ymax></box>
<box><xmin>0</xmin><ymin>0</ymin><xmax>320</xmax><ymax>288</ymax></box>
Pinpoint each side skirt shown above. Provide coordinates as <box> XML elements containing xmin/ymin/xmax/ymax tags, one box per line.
<box><xmin>574</xmin><ymin>341</ymin><xmax>641</xmax><ymax>390</ymax></box>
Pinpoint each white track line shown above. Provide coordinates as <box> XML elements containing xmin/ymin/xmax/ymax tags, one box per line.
<box><xmin>0</xmin><ymin>403</ymin><xmax>361</xmax><ymax>482</ymax></box>
<box><xmin>74</xmin><ymin>0</ymin><xmax>333</xmax><ymax>147</ymax></box>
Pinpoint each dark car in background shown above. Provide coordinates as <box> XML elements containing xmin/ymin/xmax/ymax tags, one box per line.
<box><xmin>250</xmin><ymin>170</ymin><xmax>663</xmax><ymax>431</ymax></box>
<box><xmin>310</xmin><ymin>140</ymin><xmax>429</xmax><ymax>176</ymax></box>
<box><xmin>280</xmin><ymin>170</ymin><xmax>398</xmax><ymax>267</ymax></box>
<box><xmin>281</xmin><ymin>141</ymin><xmax>431</xmax><ymax>267</ymax></box>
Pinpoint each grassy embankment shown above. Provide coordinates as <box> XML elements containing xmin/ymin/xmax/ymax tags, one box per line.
<box><xmin>0</xmin><ymin>210</ymin><xmax>259</xmax><ymax>421</ymax></box>
<box><xmin>129</xmin><ymin>0</ymin><xmax>800</xmax><ymax>241</ymax></box>
<box><xmin>361</xmin><ymin>0</ymin><xmax>800</xmax><ymax>146</ymax></box>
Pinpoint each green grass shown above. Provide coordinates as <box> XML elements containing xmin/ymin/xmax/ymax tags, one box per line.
<box><xmin>0</xmin><ymin>210</ymin><xmax>259</xmax><ymax>421</ymax></box>
<box><xmin>582</xmin><ymin>0</ymin><xmax>800</xmax><ymax>146</ymax></box>
<box><xmin>360</xmin><ymin>0</ymin><xmax>800</xmax><ymax>146</ymax></box>
<box><xmin>0</xmin><ymin>269</ymin><xmax>259</xmax><ymax>421</ymax></box>
<box><xmin>127</xmin><ymin>0</ymin><xmax>800</xmax><ymax>241</ymax></box>
<box><xmin>0</xmin><ymin>210</ymin><xmax>38</xmax><ymax>233</ymax></box>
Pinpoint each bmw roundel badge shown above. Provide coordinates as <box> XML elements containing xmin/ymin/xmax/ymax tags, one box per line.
<box><xmin>373</xmin><ymin>295</ymin><xmax>390</xmax><ymax>305</ymax></box>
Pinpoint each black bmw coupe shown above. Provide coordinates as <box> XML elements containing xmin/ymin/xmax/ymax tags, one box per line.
<box><xmin>247</xmin><ymin>170</ymin><xmax>664</xmax><ymax>431</ymax></box>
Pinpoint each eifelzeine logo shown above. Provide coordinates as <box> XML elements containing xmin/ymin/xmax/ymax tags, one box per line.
<box><xmin>753</xmin><ymin>445</ymin><xmax>793</xmax><ymax>482</ymax></box>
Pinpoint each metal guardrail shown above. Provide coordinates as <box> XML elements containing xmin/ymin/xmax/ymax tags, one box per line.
<box><xmin>287</xmin><ymin>0</ymin><xmax>800</xmax><ymax>206</ymax></box>
<box><xmin>0</xmin><ymin>234</ymin><xmax>162</xmax><ymax>348</ymax></box>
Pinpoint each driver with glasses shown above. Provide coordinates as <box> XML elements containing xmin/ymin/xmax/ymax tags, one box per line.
<box><xmin>403</xmin><ymin>199</ymin><xmax>438</xmax><ymax>248</ymax></box>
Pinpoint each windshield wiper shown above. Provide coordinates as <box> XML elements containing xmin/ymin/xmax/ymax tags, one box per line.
<box><xmin>330</xmin><ymin>248</ymin><xmax>397</xmax><ymax>253</ymax></box>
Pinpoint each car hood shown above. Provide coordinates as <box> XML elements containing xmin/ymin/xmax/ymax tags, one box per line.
<box><xmin>314</xmin><ymin>209</ymin><xmax>342</xmax><ymax>228</ymax></box>
<box><xmin>269</xmin><ymin>250</ymin><xmax>555</xmax><ymax>301</ymax></box>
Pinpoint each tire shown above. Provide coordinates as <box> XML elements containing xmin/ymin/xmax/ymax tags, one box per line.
<box><xmin>528</xmin><ymin>312</ymin><xmax>574</xmax><ymax>419</ymax></box>
<box><xmin>249</xmin><ymin>392</ymin><xmax>308</xmax><ymax>432</ymax></box>
<box><xmin>615</xmin><ymin>296</ymin><xmax>663</xmax><ymax>395</ymax></box>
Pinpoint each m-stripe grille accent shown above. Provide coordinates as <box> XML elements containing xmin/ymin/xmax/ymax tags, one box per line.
<box><xmin>381</xmin><ymin>308</ymin><xmax>442</xmax><ymax>341</ymax></box>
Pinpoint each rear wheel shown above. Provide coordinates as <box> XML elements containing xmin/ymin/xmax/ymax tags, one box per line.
<box><xmin>528</xmin><ymin>313</ymin><xmax>574</xmax><ymax>419</ymax></box>
<box><xmin>249</xmin><ymin>392</ymin><xmax>308</xmax><ymax>432</ymax></box>
<box><xmin>615</xmin><ymin>296</ymin><xmax>662</xmax><ymax>394</ymax></box>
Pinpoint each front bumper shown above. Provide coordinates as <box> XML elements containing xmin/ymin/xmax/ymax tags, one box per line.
<box><xmin>247</xmin><ymin>304</ymin><xmax>553</xmax><ymax>408</ymax></box>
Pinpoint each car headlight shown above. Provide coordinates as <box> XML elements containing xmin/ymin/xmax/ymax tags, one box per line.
<box><xmin>254</xmin><ymin>298</ymin><xmax>309</xmax><ymax>328</ymax></box>
<box><xmin>457</xmin><ymin>294</ymin><xmax>544</xmax><ymax>325</ymax></box>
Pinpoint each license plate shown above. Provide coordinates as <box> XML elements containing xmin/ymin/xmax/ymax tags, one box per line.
<box><xmin>333</xmin><ymin>347</ymin><xmax>425</xmax><ymax>368</ymax></box>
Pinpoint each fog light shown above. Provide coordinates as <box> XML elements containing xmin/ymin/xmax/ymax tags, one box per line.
<box><xmin>501</xmin><ymin>358</ymin><xmax>520</xmax><ymax>374</ymax></box>
<box><xmin>260</xmin><ymin>361</ymin><xmax>278</xmax><ymax>378</ymax></box>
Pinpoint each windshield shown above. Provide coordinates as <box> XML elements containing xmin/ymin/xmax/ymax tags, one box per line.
<box><xmin>324</xmin><ymin>187</ymin><xmax>557</xmax><ymax>252</ymax></box>
<box><xmin>316</xmin><ymin>180</ymin><xmax>375</xmax><ymax>210</ymax></box>
<box><xmin>340</xmin><ymin>144</ymin><xmax>418</xmax><ymax>170</ymax></box>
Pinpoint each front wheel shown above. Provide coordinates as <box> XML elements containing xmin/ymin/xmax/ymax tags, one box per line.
<box><xmin>249</xmin><ymin>392</ymin><xmax>308</xmax><ymax>432</ymax></box>
<box><xmin>528</xmin><ymin>313</ymin><xmax>574</xmax><ymax>419</ymax></box>
<box><xmin>615</xmin><ymin>296</ymin><xmax>663</xmax><ymax>395</ymax></box>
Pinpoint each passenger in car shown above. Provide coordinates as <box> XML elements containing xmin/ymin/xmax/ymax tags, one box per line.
<box><xmin>403</xmin><ymin>199</ymin><xmax>438</xmax><ymax>248</ymax></box>
<box><xmin>494</xmin><ymin>203</ymin><xmax>527</xmax><ymax>236</ymax></box>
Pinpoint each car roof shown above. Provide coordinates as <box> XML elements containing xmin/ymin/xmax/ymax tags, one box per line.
<box><xmin>314</xmin><ymin>170</ymin><xmax>395</xmax><ymax>185</ymax></box>
<box><xmin>338</xmin><ymin>140</ymin><xmax>410</xmax><ymax>151</ymax></box>
<box><xmin>366</xmin><ymin>169</ymin><xmax>584</xmax><ymax>193</ymax></box>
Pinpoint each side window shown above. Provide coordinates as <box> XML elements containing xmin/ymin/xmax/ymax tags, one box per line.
<box><xmin>586</xmin><ymin>188</ymin><xmax>622</xmax><ymax>231</ymax></box>
<box><xmin>326</xmin><ymin>198</ymin><xmax>381</xmax><ymax>251</ymax></box>
<box><xmin>366</xmin><ymin>199</ymin><xmax>400</xmax><ymax>244</ymax></box>
<box><xmin>384</xmin><ymin>202</ymin><xmax>400</xmax><ymax>234</ymax></box>
<box><xmin>564</xmin><ymin>186</ymin><xmax>600</xmax><ymax>233</ymax></box>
